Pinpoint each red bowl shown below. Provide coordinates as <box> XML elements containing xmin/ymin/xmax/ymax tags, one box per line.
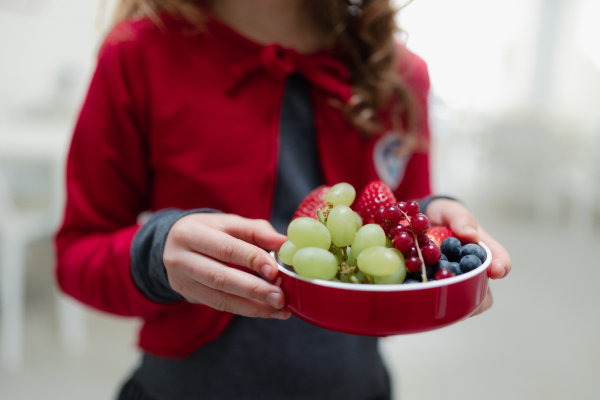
<box><xmin>274</xmin><ymin>242</ymin><xmax>491</xmax><ymax>336</ymax></box>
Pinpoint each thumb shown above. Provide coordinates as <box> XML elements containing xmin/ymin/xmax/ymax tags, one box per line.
<box><xmin>427</xmin><ymin>199</ymin><xmax>480</xmax><ymax>244</ymax></box>
<box><xmin>446</xmin><ymin>212</ymin><xmax>479</xmax><ymax>245</ymax></box>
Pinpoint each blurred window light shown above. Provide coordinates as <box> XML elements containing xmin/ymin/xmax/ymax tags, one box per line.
<box><xmin>577</xmin><ymin>0</ymin><xmax>600</xmax><ymax>70</ymax></box>
<box><xmin>397</xmin><ymin>0</ymin><xmax>526</xmax><ymax>111</ymax></box>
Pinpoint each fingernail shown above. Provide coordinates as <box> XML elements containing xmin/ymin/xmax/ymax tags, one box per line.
<box><xmin>271</xmin><ymin>309</ymin><xmax>288</xmax><ymax>320</ymax></box>
<box><xmin>267</xmin><ymin>292</ymin><xmax>281</xmax><ymax>308</ymax></box>
<box><xmin>491</xmin><ymin>260</ymin><xmax>503</xmax><ymax>277</ymax></box>
<box><xmin>261</xmin><ymin>264</ymin><xmax>273</xmax><ymax>278</ymax></box>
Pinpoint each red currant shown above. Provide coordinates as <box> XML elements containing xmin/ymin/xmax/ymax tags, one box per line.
<box><xmin>380</xmin><ymin>221</ymin><xmax>391</xmax><ymax>236</ymax></box>
<box><xmin>402</xmin><ymin>246</ymin><xmax>418</xmax><ymax>259</ymax></box>
<box><xmin>416</xmin><ymin>232</ymin><xmax>430</xmax><ymax>247</ymax></box>
<box><xmin>373</xmin><ymin>206</ymin><xmax>385</xmax><ymax>224</ymax></box>
<box><xmin>434</xmin><ymin>268</ymin><xmax>454</xmax><ymax>280</ymax></box>
<box><xmin>405</xmin><ymin>256</ymin><xmax>422</xmax><ymax>273</ymax></box>
<box><xmin>393</xmin><ymin>232</ymin><xmax>414</xmax><ymax>252</ymax></box>
<box><xmin>406</xmin><ymin>201</ymin><xmax>419</xmax><ymax>216</ymax></box>
<box><xmin>421</xmin><ymin>243</ymin><xmax>441</xmax><ymax>265</ymax></box>
<box><xmin>390</xmin><ymin>224</ymin><xmax>408</xmax><ymax>239</ymax></box>
<box><xmin>411</xmin><ymin>213</ymin><xmax>430</xmax><ymax>233</ymax></box>
<box><xmin>383</xmin><ymin>205</ymin><xmax>401</xmax><ymax>226</ymax></box>
<box><xmin>397</xmin><ymin>201</ymin><xmax>408</xmax><ymax>214</ymax></box>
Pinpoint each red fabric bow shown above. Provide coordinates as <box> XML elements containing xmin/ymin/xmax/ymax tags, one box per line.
<box><xmin>226</xmin><ymin>44</ymin><xmax>353</xmax><ymax>103</ymax></box>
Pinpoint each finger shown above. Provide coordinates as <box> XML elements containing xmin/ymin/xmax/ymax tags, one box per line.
<box><xmin>444</xmin><ymin>208</ymin><xmax>480</xmax><ymax>244</ymax></box>
<box><xmin>470</xmin><ymin>287</ymin><xmax>493</xmax><ymax>317</ymax></box>
<box><xmin>172</xmin><ymin>250</ymin><xmax>286</xmax><ymax>308</ymax></box>
<box><xmin>426</xmin><ymin>199</ymin><xmax>480</xmax><ymax>243</ymax></box>
<box><xmin>221</xmin><ymin>216</ymin><xmax>287</xmax><ymax>251</ymax></box>
<box><xmin>479</xmin><ymin>228</ymin><xmax>512</xmax><ymax>279</ymax></box>
<box><xmin>177</xmin><ymin>277</ymin><xmax>291</xmax><ymax>320</ymax></box>
<box><xmin>182</xmin><ymin>225</ymin><xmax>281</xmax><ymax>280</ymax></box>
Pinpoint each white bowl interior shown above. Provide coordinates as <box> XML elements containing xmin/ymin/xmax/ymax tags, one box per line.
<box><xmin>274</xmin><ymin>241</ymin><xmax>492</xmax><ymax>292</ymax></box>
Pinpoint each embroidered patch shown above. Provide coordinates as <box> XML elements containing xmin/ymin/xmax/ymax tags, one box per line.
<box><xmin>373</xmin><ymin>131</ymin><xmax>410</xmax><ymax>191</ymax></box>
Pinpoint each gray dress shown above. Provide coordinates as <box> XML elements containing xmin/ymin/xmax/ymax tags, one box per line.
<box><xmin>119</xmin><ymin>75</ymin><xmax>391</xmax><ymax>400</ymax></box>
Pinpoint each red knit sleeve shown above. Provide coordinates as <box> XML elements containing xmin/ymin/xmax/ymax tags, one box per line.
<box><xmin>54</xmin><ymin>28</ymin><xmax>171</xmax><ymax>318</ymax></box>
<box><xmin>394</xmin><ymin>48</ymin><xmax>433</xmax><ymax>202</ymax></box>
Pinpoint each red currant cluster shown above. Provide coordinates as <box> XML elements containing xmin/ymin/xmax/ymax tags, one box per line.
<box><xmin>374</xmin><ymin>201</ymin><xmax>442</xmax><ymax>281</ymax></box>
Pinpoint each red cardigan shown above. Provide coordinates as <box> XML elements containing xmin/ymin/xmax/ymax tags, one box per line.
<box><xmin>55</xmin><ymin>15</ymin><xmax>432</xmax><ymax>358</ymax></box>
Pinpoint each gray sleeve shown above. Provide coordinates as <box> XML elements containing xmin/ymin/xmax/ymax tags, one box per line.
<box><xmin>418</xmin><ymin>195</ymin><xmax>461</xmax><ymax>214</ymax></box>
<box><xmin>130</xmin><ymin>208</ymin><xmax>221</xmax><ymax>304</ymax></box>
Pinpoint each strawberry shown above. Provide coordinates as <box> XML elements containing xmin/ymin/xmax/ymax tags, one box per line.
<box><xmin>426</xmin><ymin>226</ymin><xmax>455</xmax><ymax>247</ymax></box>
<box><xmin>292</xmin><ymin>185</ymin><xmax>331</xmax><ymax>220</ymax></box>
<box><xmin>353</xmin><ymin>181</ymin><xmax>397</xmax><ymax>224</ymax></box>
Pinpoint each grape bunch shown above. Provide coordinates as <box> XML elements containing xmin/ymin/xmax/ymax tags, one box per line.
<box><xmin>279</xmin><ymin>181</ymin><xmax>475</xmax><ymax>285</ymax></box>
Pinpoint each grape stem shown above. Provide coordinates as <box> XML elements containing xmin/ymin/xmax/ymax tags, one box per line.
<box><xmin>402</xmin><ymin>211</ymin><xmax>428</xmax><ymax>282</ymax></box>
<box><xmin>323</xmin><ymin>203</ymin><xmax>332</xmax><ymax>221</ymax></box>
<box><xmin>317</xmin><ymin>209</ymin><xmax>326</xmax><ymax>225</ymax></box>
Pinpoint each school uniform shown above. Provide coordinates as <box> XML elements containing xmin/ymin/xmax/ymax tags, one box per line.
<box><xmin>55</xmin><ymin>14</ymin><xmax>432</xmax><ymax>399</ymax></box>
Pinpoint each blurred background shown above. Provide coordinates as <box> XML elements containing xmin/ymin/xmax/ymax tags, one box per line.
<box><xmin>0</xmin><ymin>0</ymin><xmax>599</xmax><ymax>399</ymax></box>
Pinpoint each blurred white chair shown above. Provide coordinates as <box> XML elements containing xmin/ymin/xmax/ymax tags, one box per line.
<box><xmin>0</xmin><ymin>129</ymin><xmax>86</xmax><ymax>371</ymax></box>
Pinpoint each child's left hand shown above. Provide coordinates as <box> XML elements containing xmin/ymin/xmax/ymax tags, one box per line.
<box><xmin>424</xmin><ymin>198</ymin><xmax>512</xmax><ymax>317</ymax></box>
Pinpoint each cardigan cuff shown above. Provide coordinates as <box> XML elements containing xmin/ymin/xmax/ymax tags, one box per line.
<box><xmin>131</xmin><ymin>208</ymin><xmax>222</xmax><ymax>304</ymax></box>
<box><xmin>418</xmin><ymin>195</ymin><xmax>461</xmax><ymax>215</ymax></box>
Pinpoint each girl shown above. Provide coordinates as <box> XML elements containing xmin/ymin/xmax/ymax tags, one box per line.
<box><xmin>55</xmin><ymin>0</ymin><xmax>512</xmax><ymax>399</ymax></box>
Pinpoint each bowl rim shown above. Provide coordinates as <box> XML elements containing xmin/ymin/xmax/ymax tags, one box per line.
<box><xmin>274</xmin><ymin>241</ymin><xmax>491</xmax><ymax>292</ymax></box>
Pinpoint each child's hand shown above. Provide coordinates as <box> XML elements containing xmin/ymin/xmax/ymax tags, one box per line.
<box><xmin>163</xmin><ymin>213</ymin><xmax>291</xmax><ymax>320</ymax></box>
<box><xmin>424</xmin><ymin>198</ymin><xmax>512</xmax><ymax>317</ymax></box>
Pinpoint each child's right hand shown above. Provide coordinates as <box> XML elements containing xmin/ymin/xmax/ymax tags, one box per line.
<box><xmin>163</xmin><ymin>213</ymin><xmax>291</xmax><ymax>320</ymax></box>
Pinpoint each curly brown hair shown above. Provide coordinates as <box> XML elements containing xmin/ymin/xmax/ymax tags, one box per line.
<box><xmin>112</xmin><ymin>0</ymin><xmax>417</xmax><ymax>137</ymax></box>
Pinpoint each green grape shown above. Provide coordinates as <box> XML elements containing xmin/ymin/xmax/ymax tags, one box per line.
<box><xmin>340</xmin><ymin>274</ymin><xmax>351</xmax><ymax>283</ymax></box>
<box><xmin>353</xmin><ymin>212</ymin><xmax>363</xmax><ymax>231</ymax></box>
<box><xmin>351</xmin><ymin>224</ymin><xmax>386</xmax><ymax>257</ymax></box>
<box><xmin>287</xmin><ymin>217</ymin><xmax>331</xmax><ymax>250</ymax></box>
<box><xmin>279</xmin><ymin>240</ymin><xmax>298</xmax><ymax>265</ymax></box>
<box><xmin>346</xmin><ymin>246</ymin><xmax>357</xmax><ymax>267</ymax></box>
<box><xmin>326</xmin><ymin>205</ymin><xmax>356</xmax><ymax>247</ymax></box>
<box><xmin>374</xmin><ymin>250</ymin><xmax>406</xmax><ymax>284</ymax></box>
<box><xmin>324</xmin><ymin>182</ymin><xmax>356</xmax><ymax>207</ymax></box>
<box><xmin>385</xmin><ymin>237</ymin><xmax>393</xmax><ymax>248</ymax></box>
<box><xmin>293</xmin><ymin>247</ymin><xmax>339</xmax><ymax>280</ymax></box>
<box><xmin>357</xmin><ymin>246</ymin><xmax>401</xmax><ymax>276</ymax></box>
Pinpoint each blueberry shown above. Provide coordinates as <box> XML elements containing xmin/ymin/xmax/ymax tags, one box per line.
<box><xmin>440</xmin><ymin>237</ymin><xmax>461</xmax><ymax>262</ymax></box>
<box><xmin>405</xmin><ymin>272</ymin><xmax>423</xmax><ymax>282</ymax></box>
<box><xmin>460</xmin><ymin>255</ymin><xmax>482</xmax><ymax>273</ymax></box>
<box><xmin>403</xmin><ymin>279</ymin><xmax>421</xmax><ymax>284</ymax></box>
<box><xmin>447</xmin><ymin>262</ymin><xmax>462</xmax><ymax>276</ymax></box>
<box><xmin>459</xmin><ymin>243</ymin><xmax>485</xmax><ymax>263</ymax></box>
<box><xmin>440</xmin><ymin>253</ymin><xmax>448</xmax><ymax>262</ymax></box>
<box><xmin>426</xmin><ymin>263</ymin><xmax>439</xmax><ymax>280</ymax></box>
<box><xmin>428</xmin><ymin>260</ymin><xmax>450</xmax><ymax>279</ymax></box>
